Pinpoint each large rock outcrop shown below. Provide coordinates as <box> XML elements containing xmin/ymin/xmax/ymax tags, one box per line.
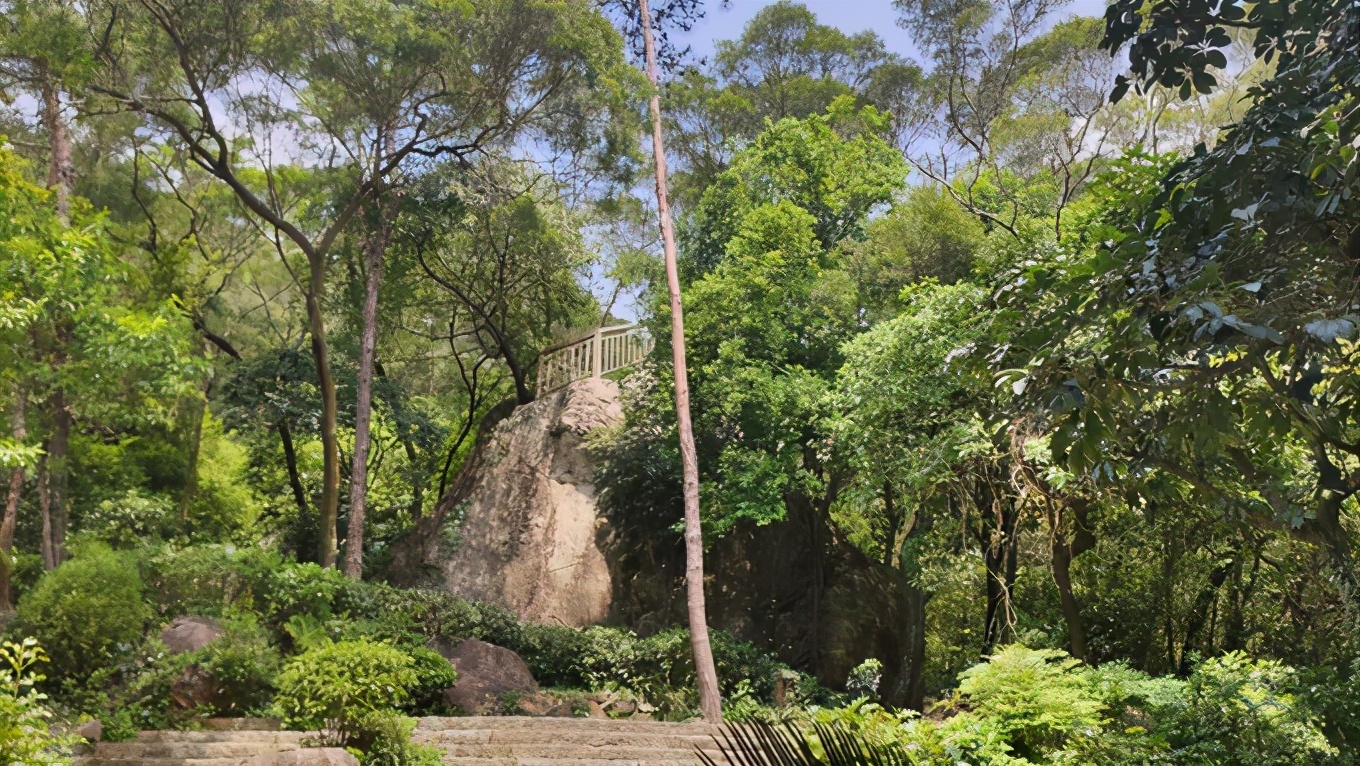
<box><xmin>399</xmin><ymin>376</ymin><xmax>924</xmax><ymax>706</ymax></box>
<box><xmin>439</xmin><ymin>378</ymin><xmax>620</xmax><ymax>627</ymax></box>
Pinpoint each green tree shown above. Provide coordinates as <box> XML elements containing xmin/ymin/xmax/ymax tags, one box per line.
<box><xmin>686</xmin><ymin>97</ymin><xmax>907</xmax><ymax>276</ymax></box>
<box><xmin>663</xmin><ymin>2</ymin><xmax>921</xmax><ymax>205</ymax></box>
<box><xmin>0</xmin><ymin>147</ymin><xmax>199</xmax><ymax>600</ymax></box>
<box><xmin>845</xmin><ymin>185</ymin><xmax>986</xmax><ymax>321</ymax></box>
<box><xmin>84</xmin><ymin>0</ymin><xmax>638</xmax><ymax>567</ymax></box>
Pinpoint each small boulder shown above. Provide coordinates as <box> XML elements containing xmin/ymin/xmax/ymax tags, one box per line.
<box><xmin>75</xmin><ymin>719</ymin><xmax>102</xmax><ymax>742</ymax></box>
<box><xmin>433</xmin><ymin>638</ymin><xmax>538</xmax><ymax>715</ymax></box>
<box><xmin>161</xmin><ymin>616</ymin><xmax>223</xmax><ymax>654</ymax></box>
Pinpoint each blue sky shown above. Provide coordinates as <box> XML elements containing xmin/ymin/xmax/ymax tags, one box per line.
<box><xmin>676</xmin><ymin>0</ymin><xmax>1110</xmax><ymax>64</ymax></box>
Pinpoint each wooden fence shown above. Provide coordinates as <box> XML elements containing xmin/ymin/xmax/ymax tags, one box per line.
<box><xmin>536</xmin><ymin>323</ymin><xmax>654</xmax><ymax>397</ymax></box>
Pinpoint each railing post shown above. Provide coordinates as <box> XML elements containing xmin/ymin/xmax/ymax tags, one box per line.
<box><xmin>591</xmin><ymin>328</ymin><xmax>603</xmax><ymax>378</ymax></box>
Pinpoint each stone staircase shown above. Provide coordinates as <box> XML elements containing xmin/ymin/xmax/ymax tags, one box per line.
<box><xmin>71</xmin><ymin>717</ymin><xmax>729</xmax><ymax>766</ymax></box>
<box><xmin>70</xmin><ymin>729</ymin><xmax>353</xmax><ymax>765</ymax></box>
<box><xmin>413</xmin><ymin>717</ymin><xmax>725</xmax><ymax>766</ymax></box>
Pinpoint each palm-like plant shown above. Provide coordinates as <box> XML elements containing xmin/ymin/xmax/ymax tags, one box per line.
<box><xmin>698</xmin><ymin>721</ymin><xmax>908</xmax><ymax>766</ymax></box>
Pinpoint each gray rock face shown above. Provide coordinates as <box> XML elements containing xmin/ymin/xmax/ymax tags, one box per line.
<box><xmin>161</xmin><ymin>616</ymin><xmax>223</xmax><ymax>654</ymax></box>
<box><xmin>435</xmin><ymin>638</ymin><xmax>538</xmax><ymax>715</ymax></box>
<box><xmin>442</xmin><ymin>378</ymin><xmax>620</xmax><ymax>627</ymax></box>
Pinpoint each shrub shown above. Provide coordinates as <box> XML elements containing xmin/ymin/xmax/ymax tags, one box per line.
<box><xmin>0</xmin><ymin>638</ymin><xmax>76</xmax><ymax>765</ymax></box>
<box><xmin>272</xmin><ymin>639</ymin><xmax>417</xmax><ymax>746</ymax></box>
<box><xmin>198</xmin><ymin>613</ymin><xmax>281</xmax><ymax>715</ymax></box>
<box><xmin>140</xmin><ymin>544</ymin><xmax>281</xmax><ymax>619</ymax></box>
<box><xmin>1155</xmin><ymin>652</ymin><xmax>1338</xmax><ymax>765</ymax></box>
<box><xmin>845</xmin><ymin>658</ymin><xmax>883</xmax><ymax>701</ymax></box>
<box><xmin>80</xmin><ymin>489</ymin><xmax>177</xmax><ymax>548</ymax></box>
<box><xmin>14</xmin><ymin>543</ymin><xmax>150</xmax><ymax>681</ymax></box>
<box><xmin>352</xmin><ymin>711</ymin><xmax>442</xmax><ymax>766</ymax></box>
<box><xmin>953</xmin><ymin>645</ymin><xmax>1107</xmax><ymax>758</ymax></box>
<box><xmin>925</xmin><ymin>645</ymin><xmax>1168</xmax><ymax>764</ymax></box>
<box><xmin>402</xmin><ymin>647</ymin><xmax>458</xmax><ymax>716</ymax></box>
<box><xmin>1298</xmin><ymin>659</ymin><xmax>1360</xmax><ymax>755</ymax></box>
<box><xmin>260</xmin><ymin>561</ymin><xmax>349</xmax><ymax>627</ymax></box>
<box><xmin>98</xmin><ymin>639</ymin><xmax>200</xmax><ymax>733</ymax></box>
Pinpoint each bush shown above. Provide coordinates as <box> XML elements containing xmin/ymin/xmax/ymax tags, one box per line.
<box><xmin>260</xmin><ymin>562</ymin><xmax>350</xmax><ymax>628</ymax></box>
<box><xmin>402</xmin><ymin>647</ymin><xmax>458</xmax><ymax>716</ymax></box>
<box><xmin>845</xmin><ymin>658</ymin><xmax>883</xmax><ymax>701</ymax></box>
<box><xmin>140</xmin><ymin>544</ymin><xmax>281</xmax><ymax>619</ymax></box>
<box><xmin>1298</xmin><ymin>659</ymin><xmax>1360</xmax><ymax>755</ymax></box>
<box><xmin>0</xmin><ymin>638</ymin><xmax>76</xmax><ymax>765</ymax></box>
<box><xmin>198</xmin><ymin>613</ymin><xmax>281</xmax><ymax>714</ymax></box>
<box><xmin>95</xmin><ymin>639</ymin><xmax>200</xmax><ymax>734</ymax></box>
<box><xmin>14</xmin><ymin>543</ymin><xmax>150</xmax><ymax>681</ymax></box>
<box><xmin>952</xmin><ymin>645</ymin><xmax>1108</xmax><ymax>758</ymax></box>
<box><xmin>1155</xmin><ymin>652</ymin><xmax>1339</xmax><ymax>765</ymax></box>
<box><xmin>272</xmin><ymin>639</ymin><xmax>417</xmax><ymax>746</ymax></box>
<box><xmin>80</xmin><ymin>489</ymin><xmax>177</xmax><ymax>548</ymax></box>
<box><xmin>353</xmin><ymin>711</ymin><xmax>442</xmax><ymax>766</ymax></box>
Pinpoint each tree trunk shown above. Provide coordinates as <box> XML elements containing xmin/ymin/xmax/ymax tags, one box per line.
<box><xmin>40</xmin><ymin>74</ymin><xmax>72</xmax><ymax>220</ymax></box>
<box><xmin>45</xmin><ymin>393</ymin><xmax>70</xmax><ymax>569</ymax></box>
<box><xmin>0</xmin><ymin>391</ymin><xmax>27</xmax><ymax>612</ymax></box>
<box><xmin>178</xmin><ymin>388</ymin><xmax>208</xmax><ymax>532</ymax></box>
<box><xmin>639</xmin><ymin>0</ymin><xmax>722</xmax><ymax>721</ymax></box>
<box><xmin>39</xmin><ymin>72</ymin><xmax>73</xmax><ymax>568</ymax></box>
<box><xmin>1051</xmin><ymin>501</ymin><xmax>1095</xmax><ymax>661</ymax></box>
<box><xmin>981</xmin><ymin>490</ymin><xmax>1018</xmax><ymax>650</ymax></box>
<box><xmin>901</xmin><ymin>581</ymin><xmax>929</xmax><ymax>710</ymax></box>
<box><xmin>303</xmin><ymin>260</ymin><xmax>341</xmax><ymax>568</ymax></box>
<box><xmin>894</xmin><ymin>496</ymin><xmax>933</xmax><ymax>711</ymax></box>
<box><xmin>277</xmin><ymin>421</ymin><xmax>310</xmax><ymax>520</ymax></box>
<box><xmin>344</xmin><ymin>206</ymin><xmax>391</xmax><ymax>580</ymax></box>
<box><xmin>38</xmin><ymin>456</ymin><xmax>54</xmax><ymax>571</ymax></box>
<box><xmin>1052</xmin><ymin>537</ymin><xmax>1087</xmax><ymax>661</ymax></box>
<box><xmin>1178</xmin><ymin>561</ymin><xmax>1230</xmax><ymax>675</ymax></box>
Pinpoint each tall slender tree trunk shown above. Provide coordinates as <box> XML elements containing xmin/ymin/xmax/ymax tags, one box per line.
<box><xmin>305</xmin><ymin>263</ymin><xmax>341</xmax><ymax>568</ymax></box>
<box><xmin>638</xmin><ymin>0</ymin><xmax>721</xmax><ymax>721</ymax></box>
<box><xmin>0</xmin><ymin>391</ymin><xmax>27</xmax><ymax>612</ymax></box>
<box><xmin>40</xmin><ymin>74</ymin><xmax>72</xmax><ymax>220</ymax></box>
<box><xmin>41</xmin><ymin>72</ymin><xmax>74</xmax><ymax>568</ymax></box>
<box><xmin>45</xmin><ymin>393</ymin><xmax>70</xmax><ymax>569</ymax></box>
<box><xmin>344</xmin><ymin>204</ymin><xmax>392</xmax><ymax>579</ymax></box>
<box><xmin>38</xmin><ymin>456</ymin><xmax>54</xmax><ymax>571</ymax></box>
<box><xmin>178</xmin><ymin>384</ymin><xmax>209</xmax><ymax>532</ymax></box>
<box><xmin>1052</xmin><ymin>537</ymin><xmax>1087</xmax><ymax>660</ymax></box>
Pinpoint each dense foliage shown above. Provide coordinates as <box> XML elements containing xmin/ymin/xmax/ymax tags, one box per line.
<box><xmin>0</xmin><ymin>0</ymin><xmax>1357</xmax><ymax>762</ymax></box>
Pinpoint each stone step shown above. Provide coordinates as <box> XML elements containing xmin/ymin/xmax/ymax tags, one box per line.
<box><xmin>88</xmin><ymin>742</ymin><xmax>300</xmax><ymax>759</ymax></box>
<box><xmin>134</xmin><ymin>732</ymin><xmax>308</xmax><ymax>745</ymax></box>
<box><xmin>424</xmin><ymin>743</ymin><xmax>716</xmax><ymax>760</ymax></box>
<box><xmin>72</xmin><ymin>732</ymin><xmax>352</xmax><ymax>766</ymax></box>
<box><xmin>72</xmin><ymin>759</ymin><xmax>246</xmax><ymax>766</ymax></box>
<box><xmin>76</xmin><ymin>756</ymin><xmax>352</xmax><ymax>766</ymax></box>
<box><xmin>74</xmin><ymin>718</ymin><xmax>726</xmax><ymax>766</ymax></box>
<box><xmin>416</xmin><ymin>717</ymin><xmax>721</xmax><ymax>734</ymax></box>
<box><xmin>414</xmin><ymin>730</ymin><xmax>719</xmax><ymax>748</ymax></box>
<box><xmin>429</xmin><ymin>759</ymin><xmax>705</xmax><ymax>766</ymax></box>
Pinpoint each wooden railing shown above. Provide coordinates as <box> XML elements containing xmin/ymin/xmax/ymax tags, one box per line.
<box><xmin>536</xmin><ymin>323</ymin><xmax>654</xmax><ymax>397</ymax></box>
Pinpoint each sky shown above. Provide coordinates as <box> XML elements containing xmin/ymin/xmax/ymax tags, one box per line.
<box><xmin>676</xmin><ymin>0</ymin><xmax>1110</xmax><ymax>65</ymax></box>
